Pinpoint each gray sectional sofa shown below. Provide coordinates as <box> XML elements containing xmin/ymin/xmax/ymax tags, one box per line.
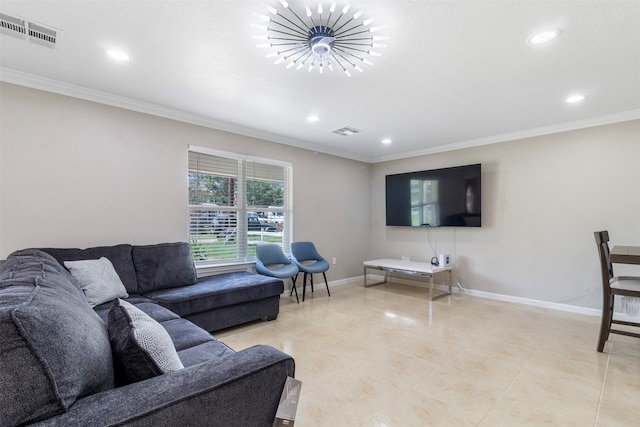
<box><xmin>0</xmin><ymin>244</ymin><xmax>295</xmax><ymax>426</ymax></box>
<box><xmin>41</xmin><ymin>242</ymin><xmax>285</xmax><ymax>332</ymax></box>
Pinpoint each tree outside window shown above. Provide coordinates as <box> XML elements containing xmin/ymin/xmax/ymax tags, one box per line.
<box><xmin>188</xmin><ymin>147</ymin><xmax>292</xmax><ymax>264</ymax></box>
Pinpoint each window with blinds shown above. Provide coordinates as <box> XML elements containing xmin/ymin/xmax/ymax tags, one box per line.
<box><xmin>188</xmin><ymin>146</ymin><xmax>292</xmax><ymax>265</ymax></box>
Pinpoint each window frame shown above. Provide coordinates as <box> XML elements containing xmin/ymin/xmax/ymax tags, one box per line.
<box><xmin>188</xmin><ymin>145</ymin><xmax>293</xmax><ymax>267</ymax></box>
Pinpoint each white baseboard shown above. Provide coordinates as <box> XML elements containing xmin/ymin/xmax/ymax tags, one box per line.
<box><xmin>462</xmin><ymin>289</ymin><xmax>640</xmax><ymax>322</ymax></box>
<box><xmin>328</xmin><ymin>276</ymin><xmax>364</xmax><ymax>287</ymax></box>
<box><xmin>462</xmin><ymin>288</ymin><xmax>601</xmax><ymax>317</ymax></box>
<box><xmin>361</xmin><ymin>273</ymin><xmax>601</xmax><ymax>316</ymax></box>
<box><xmin>283</xmin><ymin>274</ymin><xmax>640</xmax><ymax>322</ymax></box>
<box><xmin>280</xmin><ymin>275</ymin><xmax>361</xmax><ymax>295</ymax></box>
<box><xmin>388</xmin><ymin>275</ymin><xmax>603</xmax><ymax>317</ymax></box>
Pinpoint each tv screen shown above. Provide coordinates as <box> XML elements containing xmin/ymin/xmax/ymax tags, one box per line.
<box><xmin>385</xmin><ymin>164</ymin><xmax>481</xmax><ymax>227</ymax></box>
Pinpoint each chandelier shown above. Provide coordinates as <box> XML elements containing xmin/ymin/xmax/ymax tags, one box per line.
<box><xmin>253</xmin><ymin>1</ymin><xmax>388</xmax><ymax>76</ymax></box>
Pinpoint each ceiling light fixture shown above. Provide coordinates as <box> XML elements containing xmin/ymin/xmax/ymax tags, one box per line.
<box><xmin>528</xmin><ymin>29</ymin><xmax>559</xmax><ymax>45</ymax></box>
<box><xmin>253</xmin><ymin>1</ymin><xmax>388</xmax><ymax>77</ymax></box>
<box><xmin>382</xmin><ymin>138</ymin><xmax>392</xmax><ymax>144</ymax></box>
<box><xmin>307</xmin><ymin>115</ymin><xmax>320</xmax><ymax>122</ymax></box>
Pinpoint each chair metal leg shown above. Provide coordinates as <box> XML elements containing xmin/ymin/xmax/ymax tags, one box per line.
<box><xmin>322</xmin><ymin>272</ymin><xmax>330</xmax><ymax>297</ymax></box>
<box><xmin>300</xmin><ymin>272</ymin><xmax>330</xmax><ymax>300</ymax></box>
<box><xmin>302</xmin><ymin>272</ymin><xmax>307</xmax><ymax>302</ymax></box>
<box><xmin>290</xmin><ymin>275</ymin><xmax>299</xmax><ymax>303</ymax></box>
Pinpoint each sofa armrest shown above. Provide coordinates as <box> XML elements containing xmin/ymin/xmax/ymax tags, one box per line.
<box><xmin>31</xmin><ymin>345</ymin><xmax>295</xmax><ymax>427</ymax></box>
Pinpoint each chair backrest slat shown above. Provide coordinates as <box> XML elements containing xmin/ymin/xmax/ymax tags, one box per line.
<box><xmin>594</xmin><ymin>230</ymin><xmax>614</xmax><ymax>285</ymax></box>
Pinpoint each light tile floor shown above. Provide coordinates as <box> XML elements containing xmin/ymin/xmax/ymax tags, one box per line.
<box><xmin>216</xmin><ymin>282</ymin><xmax>640</xmax><ymax>426</ymax></box>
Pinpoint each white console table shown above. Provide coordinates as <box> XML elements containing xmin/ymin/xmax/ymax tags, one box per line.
<box><xmin>363</xmin><ymin>259</ymin><xmax>452</xmax><ymax>301</ymax></box>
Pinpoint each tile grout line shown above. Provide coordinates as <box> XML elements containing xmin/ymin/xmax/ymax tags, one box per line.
<box><xmin>220</xmin><ymin>287</ymin><xmax>612</xmax><ymax>425</ymax></box>
<box><xmin>593</xmin><ymin>344</ymin><xmax>612</xmax><ymax>427</ymax></box>
<box><xmin>475</xmin><ymin>345</ymin><xmax>540</xmax><ymax>426</ymax></box>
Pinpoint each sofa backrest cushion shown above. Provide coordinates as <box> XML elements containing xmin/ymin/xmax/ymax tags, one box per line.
<box><xmin>132</xmin><ymin>242</ymin><xmax>197</xmax><ymax>294</ymax></box>
<box><xmin>41</xmin><ymin>244</ymin><xmax>138</xmax><ymax>294</ymax></box>
<box><xmin>0</xmin><ymin>251</ymin><xmax>114</xmax><ymax>426</ymax></box>
<box><xmin>0</xmin><ymin>249</ymin><xmax>83</xmax><ymax>292</ymax></box>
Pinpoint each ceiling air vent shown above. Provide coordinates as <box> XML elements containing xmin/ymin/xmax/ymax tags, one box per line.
<box><xmin>0</xmin><ymin>13</ymin><xmax>26</xmax><ymax>40</ymax></box>
<box><xmin>331</xmin><ymin>126</ymin><xmax>362</xmax><ymax>137</ymax></box>
<box><xmin>0</xmin><ymin>12</ymin><xmax>60</xmax><ymax>49</ymax></box>
<box><xmin>28</xmin><ymin>21</ymin><xmax>58</xmax><ymax>48</ymax></box>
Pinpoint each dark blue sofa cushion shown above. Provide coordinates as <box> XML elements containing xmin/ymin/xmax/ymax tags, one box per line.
<box><xmin>96</xmin><ymin>301</ymin><xmax>236</xmax><ymax>367</ymax></box>
<box><xmin>143</xmin><ymin>272</ymin><xmax>284</xmax><ymax>317</ymax></box>
<box><xmin>132</xmin><ymin>242</ymin><xmax>197</xmax><ymax>294</ymax></box>
<box><xmin>176</xmin><ymin>340</ymin><xmax>236</xmax><ymax>366</ymax></box>
<box><xmin>0</xmin><ymin>254</ymin><xmax>114</xmax><ymax>426</ymax></box>
<box><xmin>130</xmin><ymin>303</ymin><xmax>236</xmax><ymax>366</ymax></box>
<box><xmin>41</xmin><ymin>244</ymin><xmax>138</xmax><ymax>294</ymax></box>
<box><xmin>0</xmin><ymin>248</ymin><xmax>84</xmax><ymax>292</ymax></box>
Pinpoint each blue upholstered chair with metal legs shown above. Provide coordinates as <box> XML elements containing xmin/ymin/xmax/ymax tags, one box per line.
<box><xmin>291</xmin><ymin>241</ymin><xmax>330</xmax><ymax>302</ymax></box>
<box><xmin>255</xmin><ymin>243</ymin><xmax>300</xmax><ymax>303</ymax></box>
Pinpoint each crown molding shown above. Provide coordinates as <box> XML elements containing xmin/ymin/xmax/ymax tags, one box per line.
<box><xmin>0</xmin><ymin>67</ymin><xmax>371</xmax><ymax>163</ymax></box>
<box><xmin>370</xmin><ymin>109</ymin><xmax>640</xmax><ymax>163</ymax></box>
<box><xmin>2</xmin><ymin>67</ymin><xmax>638</xmax><ymax>165</ymax></box>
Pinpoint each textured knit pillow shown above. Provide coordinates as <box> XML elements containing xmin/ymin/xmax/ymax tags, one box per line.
<box><xmin>108</xmin><ymin>299</ymin><xmax>184</xmax><ymax>385</ymax></box>
<box><xmin>64</xmin><ymin>257</ymin><xmax>129</xmax><ymax>307</ymax></box>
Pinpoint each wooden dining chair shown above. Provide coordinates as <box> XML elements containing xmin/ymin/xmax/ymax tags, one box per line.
<box><xmin>593</xmin><ymin>231</ymin><xmax>640</xmax><ymax>352</ymax></box>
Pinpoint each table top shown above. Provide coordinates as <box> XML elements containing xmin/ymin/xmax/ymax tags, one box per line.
<box><xmin>363</xmin><ymin>258</ymin><xmax>451</xmax><ymax>274</ymax></box>
<box><xmin>610</xmin><ymin>245</ymin><xmax>640</xmax><ymax>265</ymax></box>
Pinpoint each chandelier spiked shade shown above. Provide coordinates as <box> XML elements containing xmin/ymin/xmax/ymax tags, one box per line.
<box><xmin>253</xmin><ymin>1</ymin><xmax>388</xmax><ymax>76</ymax></box>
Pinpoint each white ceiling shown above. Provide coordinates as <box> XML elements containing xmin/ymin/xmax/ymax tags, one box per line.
<box><xmin>1</xmin><ymin>1</ymin><xmax>639</xmax><ymax>163</ymax></box>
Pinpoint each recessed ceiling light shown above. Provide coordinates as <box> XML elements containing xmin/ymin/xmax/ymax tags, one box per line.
<box><xmin>566</xmin><ymin>94</ymin><xmax>586</xmax><ymax>103</ymax></box>
<box><xmin>382</xmin><ymin>138</ymin><xmax>392</xmax><ymax>144</ymax></box>
<box><xmin>528</xmin><ymin>29</ymin><xmax>559</xmax><ymax>45</ymax></box>
<box><xmin>105</xmin><ymin>49</ymin><xmax>130</xmax><ymax>61</ymax></box>
<box><xmin>307</xmin><ymin>115</ymin><xmax>319</xmax><ymax>122</ymax></box>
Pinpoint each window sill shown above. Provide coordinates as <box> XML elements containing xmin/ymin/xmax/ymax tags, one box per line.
<box><xmin>195</xmin><ymin>261</ymin><xmax>255</xmax><ymax>278</ymax></box>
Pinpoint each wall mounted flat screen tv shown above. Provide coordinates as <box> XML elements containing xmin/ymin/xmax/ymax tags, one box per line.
<box><xmin>385</xmin><ymin>164</ymin><xmax>481</xmax><ymax>227</ymax></box>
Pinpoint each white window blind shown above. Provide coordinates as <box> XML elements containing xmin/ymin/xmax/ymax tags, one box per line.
<box><xmin>188</xmin><ymin>146</ymin><xmax>292</xmax><ymax>265</ymax></box>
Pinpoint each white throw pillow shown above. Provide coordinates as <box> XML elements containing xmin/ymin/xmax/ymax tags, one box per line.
<box><xmin>109</xmin><ymin>299</ymin><xmax>184</xmax><ymax>384</ymax></box>
<box><xmin>64</xmin><ymin>257</ymin><xmax>129</xmax><ymax>307</ymax></box>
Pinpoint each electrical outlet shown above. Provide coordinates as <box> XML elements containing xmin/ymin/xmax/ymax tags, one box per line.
<box><xmin>332</xmin><ymin>257</ymin><xmax>336</xmax><ymax>265</ymax></box>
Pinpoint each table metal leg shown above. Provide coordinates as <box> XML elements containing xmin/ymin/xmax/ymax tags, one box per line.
<box><xmin>429</xmin><ymin>275</ymin><xmax>433</xmax><ymax>301</ymax></box>
<box><xmin>364</xmin><ymin>266</ymin><xmax>388</xmax><ymax>287</ymax></box>
<box><xmin>429</xmin><ymin>270</ymin><xmax>452</xmax><ymax>301</ymax></box>
<box><xmin>363</xmin><ymin>264</ymin><xmax>452</xmax><ymax>300</ymax></box>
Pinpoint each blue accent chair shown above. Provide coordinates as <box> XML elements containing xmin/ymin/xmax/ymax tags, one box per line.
<box><xmin>255</xmin><ymin>243</ymin><xmax>300</xmax><ymax>303</ymax></box>
<box><xmin>291</xmin><ymin>241</ymin><xmax>330</xmax><ymax>301</ymax></box>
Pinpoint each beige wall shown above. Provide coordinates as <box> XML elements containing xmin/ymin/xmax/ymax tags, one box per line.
<box><xmin>2</xmin><ymin>82</ymin><xmax>639</xmax><ymax>311</ymax></box>
<box><xmin>0</xmin><ymin>83</ymin><xmax>371</xmax><ymax>281</ymax></box>
<box><xmin>370</xmin><ymin>120</ymin><xmax>640</xmax><ymax>310</ymax></box>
